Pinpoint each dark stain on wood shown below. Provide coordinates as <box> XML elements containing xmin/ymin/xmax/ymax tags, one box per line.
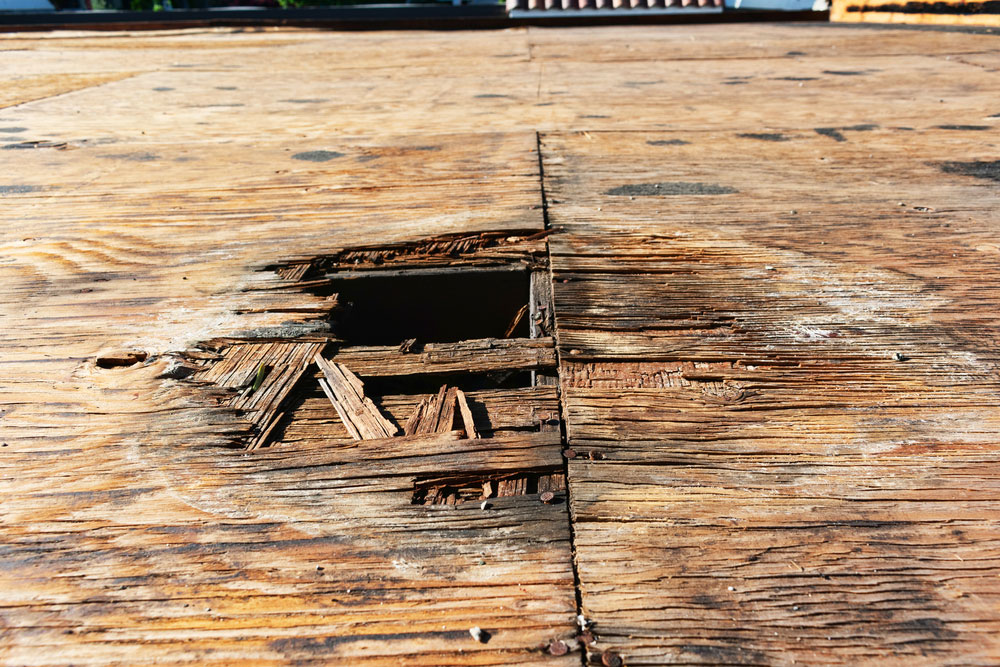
<box><xmin>739</xmin><ymin>132</ymin><xmax>791</xmax><ymax>142</ymax></box>
<box><xmin>939</xmin><ymin>159</ymin><xmax>1000</xmax><ymax>181</ymax></box>
<box><xmin>647</xmin><ymin>139</ymin><xmax>690</xmax><ymax>146</ymax></box>
<box><xmin>2</xmin><ymin>140</ymin><xmax>70</xmax><ymax>150</ymax></box>
<box><xmin>935</xmin><ymin>124</ymin><xmax>991</xmax><ymax>130</ymax></box>
<box><xmin>291</xmin><ymin>150</ymin><xmax>345</xmax><ymax>162</ymax></box>
<box><xmin>0</xmin><ymin>184</ymin><xmax>41</xmax><ymax>194</ymax></box>
<box><xmin>100</xmin><ymin>152</ymin><xmax>160</xmax><ymax>161</ymax></box>
<box><xmin>605</xmin><ymin>182</ymin><xmax>739</xmax><ymax>196</ymax></box>
<box><xmin>816</xmin><ymin>127</ymin><xmax>848</xmax><ymax>142</ymax></box>
<box><xmin>681</xmin><ymin>644</ymin><xmax>767</xmax><ymax>664</ymax></box>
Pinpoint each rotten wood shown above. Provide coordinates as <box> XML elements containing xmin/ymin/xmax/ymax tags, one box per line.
<box><xmin>282</xmin><ymin>385</ymin><xmax>560</xmax><ymax>446</ymax></box>
<box><xmin>455</xmin><ymin>388</ymin><xmax>479</xmax><ymax>439</ymax></box>
<box><xmin>314</xmin><ymin>354</ymin><xmax>399</xmax><ymax>440</ymax></box>
<box><xmin>297</xmin><ymin>230</ymin><xmax>552</xmax><ymax>274</ymax></box>
<box><xmin>402</xmin><ymin>384</ymin><xmax>479</xmax><ymax>438</ymax></box>
<box><xmin>192</xmin><ymin>340</ymin><xmax>325</xmax><ymax>449</ymax></box>
<box><xmin>329</xmin><ymin>337</ymin><xmax>556</xmax><ymax>377</ymax></box>
<box><xmin>503</xmin><ymin>304</ymin><xmax>529</xmax><ymax>338</ymax></box>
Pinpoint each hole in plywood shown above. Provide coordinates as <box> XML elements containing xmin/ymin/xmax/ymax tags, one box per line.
<box><xmin>178</xmin><ymin>230</ymin><xmax>557</xmax><ymax>451</ymax></box>
<box><xmin>362</xmin><ymin>370</ymin><xmax>533</xmax><ymax>396</ymax></box>
<box><xmin>317</xmin><ymin>267</ymin><xmax>530</xmax><ymax>345</ymax></box>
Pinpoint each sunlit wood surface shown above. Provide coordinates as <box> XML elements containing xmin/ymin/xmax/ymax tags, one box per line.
<box><xmin>2</xmin><ymin>22</ymin><xmax>999</xmax><ymax>665</ymax></box>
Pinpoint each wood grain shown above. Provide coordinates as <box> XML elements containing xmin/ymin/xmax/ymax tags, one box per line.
<box><xmin>542</xmin><ymin>121</ymin><xmax>1000</xmax><ymax>662</ymax></box>
<box><xmin>329</xmin><ymin>338</ymin><xmax>557</xmax><ymax>377</ymax></box>
<box><xmin>315</xmin><ymin>355</ymin><xmax>399</xmax><ymax>440</ymax></box>
<box><xmin>4</xmin><ymin>21</ymin><xmax>1000</xmax><ymax>667</ymax></box>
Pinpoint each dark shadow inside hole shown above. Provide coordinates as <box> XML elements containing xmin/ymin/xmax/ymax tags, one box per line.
<box><xmin>362</xmin><ymin>370</ymin><xmax>532</xmax><ymax>396</ymax></box>
<box><xmin>316</xmin><ymin>268</ymin><xmax>530</xmax><ymax>345</ymax></box>
<box><xmin>465</xmin><ymin>395</ymin><xmax>494</xmax><ymax>435</ymax></box>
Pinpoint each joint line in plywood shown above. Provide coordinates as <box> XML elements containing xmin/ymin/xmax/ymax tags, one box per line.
<box><xmin>535</xmin><ymin>131</ymin><xmax>552</xmax><ymax>232</ymax></box>
<box><xmin>534</xmin><ymin>133</ymin><xmax>588</xmax><ymax>653</ymax></box>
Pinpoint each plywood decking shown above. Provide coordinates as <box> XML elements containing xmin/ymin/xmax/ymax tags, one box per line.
<box><xmin>2</xmin><ymin>22</ymin><xmax>1000</xmax><ymax>666</ymax></box>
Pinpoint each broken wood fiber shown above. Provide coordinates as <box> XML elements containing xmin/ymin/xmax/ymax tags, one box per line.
<box><xmin>314</xmin><ymin>353</ymin><xmax>399</xmax><ymax>440</ymax></box>
<box><xmin>403</xmin><ymin>384</ymin><xmax>479</xmax><ymax>438</ymax></box>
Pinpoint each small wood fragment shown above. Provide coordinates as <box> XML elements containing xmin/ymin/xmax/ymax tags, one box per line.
<box><xmin>314</xmin><ymin>354</ymin><xmax>399</xmax><ymax>440</ymax></box>
<box><xmin>504</xmin><ymin>304</ymin><xmax>529</xmax><ymax>338</ymax></box>
<box><xmin>455</xmin><ymin>388</ymin><xmax>479</xmax><ymax>439</ymax></box>
<box><xmin>405</xmin><ymin>385</ymin><xmax>467</xmax><ymax>436</ymax></box>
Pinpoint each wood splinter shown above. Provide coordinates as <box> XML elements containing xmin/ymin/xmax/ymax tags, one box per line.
<box><xmin>404</xmin><ymin>384</ymin><xmax>479</xmax><ymax>439</ymax></box>
<box><xmin>314</xmin><ymin>353</ymin><xmax>399</xmax><ymax>440</ymax></box>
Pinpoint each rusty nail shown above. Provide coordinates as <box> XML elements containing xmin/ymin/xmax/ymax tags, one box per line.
<box><xmin>577</xmin><ymin>630</ymin><xmax>595</xmax><ymax>646</ymax></box>
<box><xmin>564</xmin><ymin>448</ymin><xmax>577</xmax><ymax>459</ymax></box>
<box><xmin>548</xmin><ymin>639</ymin><xmax>569</xmax><ymax>656</ymax></box>
<box><xmin>540</xmin><ymin>491</ymin><xmax>555</xmax><ymax>504</ymax></box>
<box><xmin>601</xmin><ymin>650</ymin><xmax>623</xmax><ymax>667</ymax></box>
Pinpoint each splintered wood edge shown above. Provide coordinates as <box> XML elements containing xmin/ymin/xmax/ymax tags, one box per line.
<box><xmin>314</xmin><ymin>353</ymin><xmax>399</xmax><ymax>440</ymax></box>
<box><xmin>455</xmin><ymin>388</ymin><xmax>479</xmax><ymax>439</ymax></box>
<box><xmin>329</xmin><ymin>336</ymin><xmax>557</xmax><ymax>377</ymax></box>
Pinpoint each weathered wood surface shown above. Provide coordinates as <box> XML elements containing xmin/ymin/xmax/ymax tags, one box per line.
<box><xmin>542</xmin><ymin>121</ymin><xmax>1000</xmax><ymax>661</ymax></box>
<box><xmin>329</xmin><ymin>338</ymin><xmax>556</xmax><ymax>377</ymax></box>
<box><xmin>0</xmin><ymin>27</ymin><xmax>575</xmax><ymax>666</ymax></box>
<box><xmin>281</xmin><ymin>385</ymin><xmax>561</xmax><ymax>446</ymax></box>
<box><xmin>3</xmin><ymin>21</ymin><xmax>1000</xmax><ymax>667</ymax></box>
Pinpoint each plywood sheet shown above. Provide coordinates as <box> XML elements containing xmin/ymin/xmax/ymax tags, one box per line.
<box><xmin>0</xmin><ymin>116</ymin><xmax>570</xmax><ymax>663</ymax></box>
<box><xmin>542</xmin><ymin>125</ymin><xmax>1000</xmax><ymax>663</ymax></box>
<box><xmin>4</xmin><ymin>21</ymin><xmax>1000</xmax><ymax>667</ymax></box>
